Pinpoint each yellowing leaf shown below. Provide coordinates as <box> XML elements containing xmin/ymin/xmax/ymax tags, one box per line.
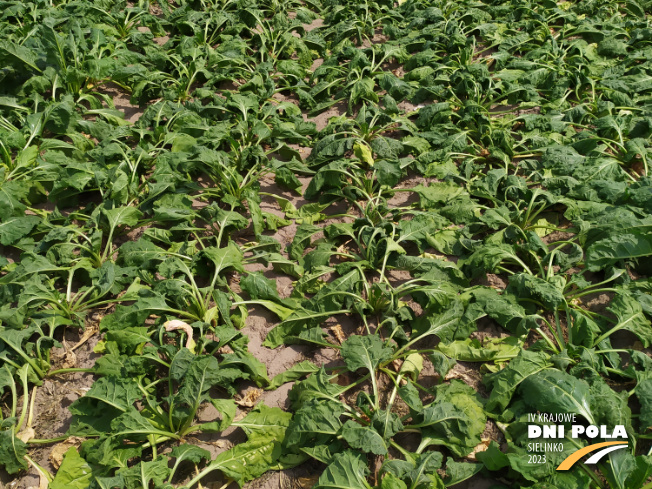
<box><xmin>353</xmin><ymin>141</ymin><xmax>374</xmax><ymax>167</ymax></box>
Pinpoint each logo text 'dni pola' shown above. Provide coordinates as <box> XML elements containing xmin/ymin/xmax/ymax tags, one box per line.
<box><xmin>527</xmin><ymin>413</ymin><xmax>628</xmax><ymax>471</ymax></box>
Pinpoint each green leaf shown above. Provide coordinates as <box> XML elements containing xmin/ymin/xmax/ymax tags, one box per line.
<box><xmin>443</xmin><ymin>459</ymin><xmax>482</xmax><ymax>486</ymax></box>
<box><xmin>350</xmin><ymin>77</ymin><xmax>377</xmax><ymax>107</ymax></box>
<box><xmin>233</xmin><ymin>404</ymin><xmax>292</xmax><ymax>441</ymax></box>
<box><xmin>602</xmin><ymin>450</ymin><xmax>652</xmax><ymax>489</ymax></box>
<box><xmin>80</xmin><ymin>376</ymin><xmax>142</xmax><ymax>413</ymax></box>
<box><xmin>117</xmin><ymin>239</ymin><xmax>166</xmax><ymax>268</ymax></box>
<box><xmin>588</xmin><ymin>376</ymin><xmax>631</xmax><ymax>437</ymax></box>
<box><xmin>412</xmin><ymin>300</ymin><xmax>465</xmax><ymax>343</ymax></box>
<box><xmin>0</xmin><ymin>181</ymin><xmax>28</xmax><ymax>218</ymax></box>
<box><xmin>314</xmin><ymin>451</ymin><xmax>372</xmax><ymax>489</ymax></box>
<box><xmin>249</xmin><ymin>299</ymin><xmax>295</xmax><ymax>321</ymax></box>
<box><xmin>0</xmin><ymin>430</ymin><xmax>28</xmax><ymax>474</ymax></box>
<box><xmin>437</xmin><ymin>336</ymin><xmax>521</xmax><ymax>363</ymax></box>
<box><xmin>201</xmin><ymin>398</ymin><xmax>237</xmax><ymax>432</ymax></box>
<box><xmin>601</xmin><ymin>293</ymin><xmax>652</xmax><ymax>347</ymax></box>
<box><xmin>104</xmin><ymin>327</ymin><xmax>151</xmax><ymax>355</ymax></box>
<box><xmin>267</xmin><ymin>361</ymin><xmax>319</xmax><ymax>390</ymax></box>
<box><xmin>476</xmin><ymin>440</ymin><xmax>511</xmax><ymax>472</ymax></box>
<box><xmin>637</xmin><ymin>379</ymin><xmax>652</xmax><ymax>432</ymax></box>
<box><xmin>287</xmin><ymin>223</ymin><xmax>320</xmax><ymax>261</ymax></box>
<box><xmin>485</xmin><ymin>350</ymin><xmax>551</xmax><ymax>413</ymax></box>
<box><xmin>50</xmin><ymin>448</ymin><xmax>93</xmax><ymax>489</ymax></box>
<box><xmin>586</xmin><ymin>231</ymin><xmax>652</xmax><ymax>271</ymax></box>
<box><xmin>414</xmin><ymin>381</ymin><xmax>486</xmax><ymax>457</ymax></box>
<box><xmin>241</xmin><ymin>272</ymin><xmax>282</xmax><ymax>302</ymax></box>
<box><xmin>0</xmin><ymin>40</ymin><xmax>41</xmax><ymax>71</ymax></box>
<box><xmin>381</xmin><ymin>473</ymin><xmax>408</xmax><ymax>489</ymax></box>
<box><xmin>199</xmin><ymin>242</ymin><xmax>245</xmax><ymax>276</ymax></box>
<box><xmin>285</xmin><ymin>399</ymin><xmax>344</xmax><ymax>449</ymax></box>
<box><xmin>460</xmin><ymin>244</ymin><xmax>524</xmax><ymax>279</ymax></box>
<box><xmin>371</xmin><ymin>409</ymin><xmax>404</xmax><ymax>440</ymax></box>
<box><xmin>0</xmin><ymin>216</ymin><xmax>40</xmax><ymax>246</ymax></box>
<box><xmin>382</xmin><ymin>451</ymin><xmax>445</xmax><ymax>488</ymax></box>
<box><xmin>428</xmin><ymin>351</ymin><xmax>456</xmax><ymax>380</ymax></box>
<box><xmin>274</xmin><ymin>167</ymin><xmax>303</xmax><ymax>194</ymax></box>
<box><xmin>103</xmin><ymin>206</ymin><xmax>142</xmax><ymax>229</ymax></box>
<box><xmin>206</xmin><ymin>437</ymin><xmax>283</xmax><ymax>486</ymax></box>
<box><xmin>177</xmin><ymin>355</ymin><xmax>227</xmax><ymax>408</ymax></box>
<box><xmin>170</xmin><ymin>444</ymin><xmax>212</xmax><ymax>464</ymax></box>
<box><xmin>288</xmin><ymin>367</ymin><xmax>343</xmax><ymax>410</ymax></box>
<box><xmin>340</xmin><ymin>420</ymin><xmax>387</xmax><ymax>455</ymax></box>
<box><xmin>340</xmin><ymin>335</ymin><xmax>393</xmax><ymax>374</ymax></box>
<box><xmin>507</xmin><ymin>273</ymin><xmax>565</xmax><ymax>309</ymax></box>
<box><xmin>470</xmin><ymin>287</ymin><xmax>533</xmax><ymax>333</ymax></box>
<box><xmin>519</xmin><ymin>369</ymin><xmax>595</xmax><ymax>424</ymax></box>
<box><xmin>413</xmin><ymin>182</ymin><xmax>466</xmax><ymax>208</ymax></box>
<box><xmin>110</xmin><ymin>408</ymin><xmax>173</xmax><ymax>439</ymax></box>
<box><xmin>220</xmin><ymin>350</ymin><xmax>269</xmax><ymax>387</ymax></box>
<box><xmin>117</xmin><ymin>455</ymin><xmax>169</xmax><ymax>489</ymax></box>
<box><xmin>399</xmin><ymin>353</ymin><xmax>424</xmax><ymax>380</ymax></box>
<box><xmin>263</xmin><ymin>307</ymin><xmax>336</xmax><ymax>349</ymax></box>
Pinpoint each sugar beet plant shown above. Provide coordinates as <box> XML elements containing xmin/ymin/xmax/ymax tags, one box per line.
<box><xmin>1</xmin><ymin>0</ymin><xmax>652</xmax><ymax>487</ymax></box>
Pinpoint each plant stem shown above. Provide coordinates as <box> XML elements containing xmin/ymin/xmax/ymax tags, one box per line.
<box><xmin>566</xmin><ymin>288</ymin><xmax>617</xmax><ymax>300</ymax></box>
<box><xmin>25</xmin><ymin>455</ymin><xmax>53</xmax><ymax>484</ymax></box>
<box><xmin>15</xmin><ymin>370</ymin><xmax>30</xmax><ymax>434</ymax></box>
<box><xmin>186</xmin><ymin>465</ymin><xmax>234</xmax><ymax>489</ymax></box>
<box><xmin>149</xmin><ymin>434</ymin><xmax>158</xmax><ymax>458</ymax></box>
<box><xmin>593</xmin><ymin>313</ymin><xmax>643</xmax><ymax>347</ymax></box>
<box><xmin>48</xmin><ymin>367</ymin><xmax>94</xmax><ymax>376</ymax></box>
<box><xmin>535</xmin><ymin>326</ymin><xmax>559</xmax><ymax>353</ymax></box>
<box><xmin>554</xmin><ymin>309</ymin><xmax>565</xmax><ymax>350</ymax></box>
<box><xmin>28</xmin><ymin>435</ymin><xmax>70</xmax><ymax>444</ymax></box>
<box><xmin>579</xmin><ymin>464</ymin><xmax>605</xmax><ymax>489</ymax></box>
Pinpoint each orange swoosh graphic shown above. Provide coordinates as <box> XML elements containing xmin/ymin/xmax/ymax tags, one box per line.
<box><xmin>557</xmin><ymin>441</ymin><xmax>628</xmax><ymax>471</ymax></box>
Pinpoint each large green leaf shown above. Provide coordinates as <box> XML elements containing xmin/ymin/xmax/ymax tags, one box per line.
<box><xmin>103</xmin><ymin>206</ymin><xmax>142</xmax><ymax>230</ymax></box>
<box><xmin>485</xmin><ymin>350</ymin><xmax>551</xmax><ymax>413</ymax></box>
<box><xmin>233</xmin><ymin>404</ymin><xmax>292</xmax><ymax>440</ymax></box>
<box><xmin>414</xmin><ymin>382</ymin><xmax>486</xmax><ymax>457</ymax></box>
<box><xmin>519</xmin><ymin>369</ymin><xmax>594</xmax><ymax>424</ymax></box>
<box><xmin>340</xmin><ymin>335</ymin><xmax>393</xmax><ymax>374</ymax></box>
<box><xmin>636</xmin><ymin>379</ymin><xmax>652</xmax><ymax>432</ymax></box>
<box><xmin>0</xmin><ymin>40</ymin><xmax>41</xmax><ymax>71</ymax></box>
<box><xmin>285</xmin><ymin>399</ymin><xmax>344</xmax><ymax>448</ymax></box>
<box><xmin>206</xmin><ymin>434</ymin><xmax>283</xmax><ymax>486</ymax></box>
<box><xmin>507</xmin><ymin>273</ymin><xmax>565</xmax><ymax>309</ymax></box>
<box><xmin>412</xmin><ymin>299</ymin><xmax>465</xmax><ymax>343</ymax></box>
<box><xmin>0</xmin><ymin>216</ymin><xmax>40</xmax><ymax>246</ymax></box>
<box><xmin>81</xmin><ymin>376</ymin><xmax>142</xmax><ymax>413</ymax></box>
<box><xmin>117</xmin><ymin>456</ymin><xmax>169</xmax><ymax>489</ymax></box>
<box><xmin>586</xmin><ymin>231</ymin><xmax>652</xmax><ymax>271</ymax></box>
<box><xmin>199</xmin><ymin>242</ymin><xmax>244</xmax><ymax>275</ymax></box>
<box><xmin>314</xmin><ymin>451</ymin><xmax>372</xmax><ymax>489</ymax></box>
<box><xmin>267</xmin><ymin>361</ymin><xmax>319</xmax><ymax>390</ymax></box>
<box><xmin>0</xmin><ymin>430</ymin><xmax>28</xmax><ymax>474</ymax></box>
<box><xmin>176</xmin><ymin>355</ymin><xmax>225</xmax><ymax>409</ymax></box>
<box><xmin>599</xmin><ymin>293</ymin><xmax>652</xmax><ymax>347</ymax></box>
<box><xmin>340</xmin><ymin>420</ymin><xmax>387</xmax><ymax>455</ymax></box>
<box><xmin>437</xmin><ymin>336</ymin><xmax>521</xmax><ymax>363</ymax></box>
<box><xmin>50</xmin><ymin>448</ymin><xmax>93</xmax><ymax>489</ymax></box>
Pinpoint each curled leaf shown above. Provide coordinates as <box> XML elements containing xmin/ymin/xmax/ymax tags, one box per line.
<box><xmin>399</xmin><ymin>353</ymin><xmax>423</xmax><ymax>381</ymax></box>
<box><xmin>164</xmin><ymin>320</ymin><xmax>197</xmax><ymax>353</ymax></box>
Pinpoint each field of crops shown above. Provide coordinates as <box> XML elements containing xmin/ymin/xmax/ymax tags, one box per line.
<box><xmin>1</xmin><ymin>0</ymin><xmax>652</xmax><ymax>487</ymax></box>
